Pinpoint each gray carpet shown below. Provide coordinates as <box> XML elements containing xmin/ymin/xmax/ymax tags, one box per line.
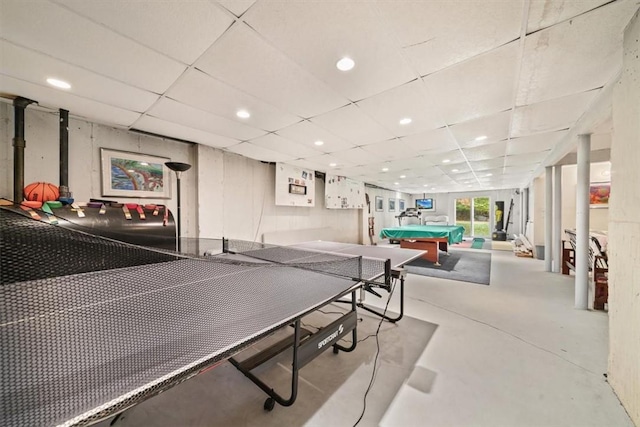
<box><xmin>406</xmin><ymin>249</ymin><xmax>492</xmax><ymax>285</ymax></box>
<box><xmin>97</xmin><ymin>306</ymin><xmax>438</xmax><ymax>427</ymax></box>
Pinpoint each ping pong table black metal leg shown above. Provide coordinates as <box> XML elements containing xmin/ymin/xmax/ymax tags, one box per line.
<box><xmin>333</xmin><ymin>291</ymin><xmax>358</xmax><ymax>354</ymax></box>
<box><xmin>230</xmin><ymin>319</ymin><xmax>302</xmax><ymax>411</ymax></box>
<box><xmin>358</xmin><ymin>273</ymin><xmax>405</xmax><ymax>323</ymax></box>
<box><xmin>229</xmin><ymin>296</ymin><xmax>360</xmax><ymax>411</ymax></box>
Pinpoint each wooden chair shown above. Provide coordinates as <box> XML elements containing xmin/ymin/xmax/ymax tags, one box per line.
<box><xmin>562</xmin><ymin>229</ymin><xmax>609</xmax><ymax>310</ymax></box>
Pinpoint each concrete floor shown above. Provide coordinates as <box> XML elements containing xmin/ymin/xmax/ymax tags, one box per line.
<box><xmin>103</xmin><ymin>246</ymin><xmax>633</xmax><ymax>427</ymax></box>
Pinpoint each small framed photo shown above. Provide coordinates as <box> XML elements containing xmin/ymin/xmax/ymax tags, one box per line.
<box><xmin>289</xmin><ymin>183</ymin><xmax>307</xmax><ymax>195</ymax></box>
<box><xmin>388</xmin><ymin>198</ymin><xmax>396</xmax><ymax>212</ymax></box>
<box><xmin>375</xmin><ymin>196</ymin><xmax>383</xmax><ymax>212</ymax></box>
<box><xmin>590</xmin><ymin>182</ymin><xmax>610</xmax><ymax>208</ymax></box>
<box><xmin>399</xmin><ymin>199</ymin><xmax>405</xmax><ymax>212</ymax></box>
<box><xmin>100</xmin><ymin>148</ymin><xmax>171</xmax><ymax>198</ymax></box>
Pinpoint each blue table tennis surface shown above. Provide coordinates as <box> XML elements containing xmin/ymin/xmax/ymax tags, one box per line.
<box><xmin>1</xmin><ymin>239</ymin><xmax>424</xmax><ymax>427</ymax></box>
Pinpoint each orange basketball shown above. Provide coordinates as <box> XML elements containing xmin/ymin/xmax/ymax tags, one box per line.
<box><xmin>24</xmin><ymin>182</ymin><xmax>59</xmax><ymax>203</ymax></box>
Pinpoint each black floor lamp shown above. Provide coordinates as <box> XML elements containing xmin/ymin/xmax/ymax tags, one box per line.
<box><xmin>165</xmin><ymin>162</ymin><xmax>191</xmax><ymax>252</ymax></box>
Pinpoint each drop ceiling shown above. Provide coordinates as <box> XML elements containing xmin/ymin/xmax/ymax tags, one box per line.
<box><xmin>1</xmin><ymin>0</ymin><xmax>638</xmax><ymax>194</ymax></box>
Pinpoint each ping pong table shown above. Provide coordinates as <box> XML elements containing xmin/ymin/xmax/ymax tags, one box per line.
<box><xmin>0</xmin><ymin>205</ymin><xmax>424</xmax><ymax>427</ymax></box>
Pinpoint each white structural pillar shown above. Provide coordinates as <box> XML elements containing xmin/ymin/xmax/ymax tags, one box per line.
<box><xmin>575</xmin><ymin>134</ymin><xmax>591</xmax><ymax>309</ymax></box>
<box><xmin>552</xmin><ymin>166</ymin><xmax>562</xmax><ymax>273</ymax></box>
<box><xmin>544</xmin><ymin>166</ymin><xmax>553</xmax><ymax>271</ymax></box>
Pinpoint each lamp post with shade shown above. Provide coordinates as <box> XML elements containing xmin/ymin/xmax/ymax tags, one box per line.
<box><xmin>165</xmin><ymin>162</ymin><xmax>191</xmax><ymax>252</ymax></box>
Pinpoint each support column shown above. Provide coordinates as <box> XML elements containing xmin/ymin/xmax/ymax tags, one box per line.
<box><xmin>575</xmin><ymin>134</ymin><xmax>591</xmax><ymax>309</ymax></box>
<box><xmin>523</xmin><ymin>187</ymin><xmax>529</xmax><ymax>234</ymax></box>
<box><xmin>544</xmin><ymin>166</ymin><xmax>553</xmax><ymax>271</ymax></box>
<box><xmin>552</xmin><ymin>166</ymin><xmax>562</xmax><ymax>273</ymax></box>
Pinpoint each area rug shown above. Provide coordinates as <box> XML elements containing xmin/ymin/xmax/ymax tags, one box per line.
<box><xmin>470</xmin><ymin>237</ymin><xmax>485</xmax><ymax>249</ymax></box>
<box><xmin>104</xmin><ymin>309</ymin><xmax>438</xmax><ymax>427</ymax></box>
<box><xmin>406</xmin><ymin>250</ymin><xmax>491</xmax><ymax>285</ymax></box>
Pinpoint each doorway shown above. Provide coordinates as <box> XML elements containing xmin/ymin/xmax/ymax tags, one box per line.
<box><xmin>455</xmin><ymin>197</ymin><xmax>491</xmax><ymax>238</ymax></box>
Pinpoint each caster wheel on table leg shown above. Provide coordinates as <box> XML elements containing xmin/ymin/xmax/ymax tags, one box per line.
<box><xmin>264</xmin><ymin>398</ymin><xmax>275</xmax><ymax>411</ymax></box>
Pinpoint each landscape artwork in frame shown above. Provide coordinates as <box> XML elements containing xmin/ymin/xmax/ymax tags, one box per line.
<box><xmin>388</xmin><ymin>198</ymin><xmax>396</xmax><ymax>212</ymax></box>
<box><xmin>101</xmin><ymin>148</ymin><xmax>171</xmax><ymax>198</ymax></box>
<box><xmin>399</xmin><ymin>199</ymin><xmax>405</xmax><ymax>212</ymax></box>
<box><xmin>590</xmin><ymin>182</ymin><xmax>610</xmax><ymax>208</ymax></box>
<box><xmin>375</xmin><ymin>196</ymin><xmax>383</xmax><ymax>212</ymax></box>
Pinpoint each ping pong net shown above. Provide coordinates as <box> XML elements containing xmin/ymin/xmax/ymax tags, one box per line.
<box><xmin>221</xmin><ymin>238</ymin><xmax>391</xmax><ymax>287</ymax></box>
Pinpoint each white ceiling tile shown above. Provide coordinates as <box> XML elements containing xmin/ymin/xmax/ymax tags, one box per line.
<box><xmin>217</xmin><ymin>0</ymin><xmax>256</xmax><ymax>17</ymax></box>
<box><xmin>329</xmin><ymin>147</ymin><xmax>380</xmax><ymax>166</ymax></box>
<box><xmin>244</xmin><ymin>1</ymin><xmax>416</xmax><ymax>101</ymax></box>
<box><xmin>422</xmin><ymin>42</ymin><xmax>519</xmax><ymax>124</ymax></box>
<box><xmin>506</xmin><ymin>130</ymin><xmax>568</xmax><ymax>155</ymax></box>
<box><xmin>249</xmin><ymin>133</ymin><xmax>323</xmax><ymax>159</ymax></box>
<box><xmin>448</xmin><ymin>110</ymin><xmax>512</xmax><ymax>148</ymax></box>
<box><xmin>300</xmin><ymin>154</ymin><xmax>357</xmax><ymax>172</ymax></box>
<box><xmin>167</xmin><ymin>69</ymin><xmax>300</xmax><ymax>132</ymax></box>
<box><xmin>147</xmin><ymin>97</ymin><xmax>265</xmax><ymax>141</ymax></box>
<box><xmin>195</xmin><ymin>23</ymin><xmax>348</xmax><ymax>118</ymax></box>
<box><xmin>379</xmin><ymin>0</ymin><xmax>523</xmax><ymax>76</ymax></box>
<box><xmin>503</xmin><ymin>165</ymin><xmax>535</xmax><ymax>174</ymax></box>
<box><xmin>518</xmin><ymin>0</ymin><xmax>638</xmax><ymax>105</ymax></box>
<box><xmin>400</xmin><ymin>127</ymin><xmax>459</xmax><ymax>152</ymax></box>
<box><xmin>527</xmin><ymin>0</ymin><xmax>614</xmax><ymax>33</ymax></box>
<box><xmin>276</xmin><ymin>120</ymin><xmax>356</xmax><ymax>153</ymax></box>
<box><xmin>0</xmin><ymin>1</ymin><xmax>186</xmax><ymax>93</ymax></box>
<box><xmin>225</xmin><ymin>142</ymin><xmax>295</xmax><ymax>163</ymax></box>
<box><xmin>133</xmin><ymin>115</ymin><xmax>239</xmax><ymax>148</ymax></box>
<box><xmin>442</xmin><ymin>163</ymin><xmax>472</xmax><ymax>175</ymax></box>
<box><xmin>462</xmin><ymin>140</ymin><xmax>508</xmax><ymax>161</ymax></box>
<box><xmin>1</xmin><ymin>41</ymin><xmax>159</xmax><ymax>112</ymax></box>
<box><xmin>52</xmin><ymin>0</ymin><xmax>233</xmax><ymax>64</ymax></box>
<box><xmin>468</xmin><ymin>157</ymin><xmax>507</xmax><ymax>171</ymax></box>
<box><xmin>511</xmin><ymin>90</ymin><xmax>599</xmax><ymax>137</ymax></box>
<box><xmin>310</xmin><ymin>104</ymin><xmax>395</xmax><ymax>145</ymax></box>
<box><xmin>361</xmin><ymin>139</ymin><xmax>416</xmax><ymax>161</ymax></box>
<box><xmin>356</xmin><ymin>79</ymin><xmax>445</xmax><ymax>137</ymax></box>
<box><xmin>420</xmin><ymin>149</ymin><xmax>466</xmax><ymax>166</ymax></box>
<box><xmin>505</xmin><ymin>151</ymin><xmax>551</xmax><ymax>167</ymax></box>
<box><xmin>286</xmin><ymin>158</ymin><xmax>322</xmax><ymax>172</ymax></box>
<box><xmin>0</xmin><ymin>74</ymin><xmax>140</xmax><ymax>127</ymax></box>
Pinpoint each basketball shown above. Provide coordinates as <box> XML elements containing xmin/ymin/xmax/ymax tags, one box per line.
<box><xmin>24</xmin><ymin>182</ymin><xmax>59</xmax><ymax>203</ymax></box>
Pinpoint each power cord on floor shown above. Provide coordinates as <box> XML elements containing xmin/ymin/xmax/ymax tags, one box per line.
<box><xmin>352</xmin><ymin>278</ymin><xmax>398</xmax><ymax>426</ymax></box>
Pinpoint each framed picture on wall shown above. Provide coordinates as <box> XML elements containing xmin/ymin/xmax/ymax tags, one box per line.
<box><xmin>375</xmin><ymin>196</ymin><xmax>383</xmax><ymax>211</ymax></box>
<box><xmin>388</xmin><ymin>198</ymin><xmax>396</xmax><ymax>212</ymax></box>
<box><xmin>590</xmin><ymin>182</ymin><xmax>610</xmax><ymax>208</ymax></box>
<box><xmin>399</xmin><ymin>199</ymin><xmax>405</xmax><ymax>212</ymax></box>
<box><xmin>100</xmin><ymin>148</ymin><xmax>171</xmax><ymax>198</ymax></box>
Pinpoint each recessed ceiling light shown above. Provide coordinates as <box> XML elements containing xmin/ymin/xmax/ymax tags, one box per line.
<box><xmin>442</xmin><ymin>159</ymin><xmax>451</xmax><ymax>163</ymax></box>
<box><xmin>475</xmin><ymin>135</ymin><xmax>488</xmax><ymax>141</ymax></box>
<box><xmin>314</xmin><ymin>140</ymin><xmax>324</xmax><ymax>146</ymax></box>
<box><xmin>236</xmin><ymin>110</ymin><xmax>250</xmax><ymax>119</ymax></box>
<box><xmin>382</xmin><ymin>167</ymin><xmax>389</xmax><ymax>172</ymax></box>
<box><xmin>400</xmin><ymin>175</ymin><xmax>406</xmax><ymax>179</ymax></box>
<box><xmin>394</xmin><ymin>182</ymin><xmax>399</xmax><ymax>185</ymax></box>
<box><xmin>329</xmin><ymin>163</ymin><xmax>337</xmax><ymax>167</ymax></box>
<box><xmin>336</xmin><ymin>57</ymin><xmax>355</xmax><ymax>71</ymax></box>
<box><xmin>467</xmin><ymin>185</ymin><xmax>473</xmax><ymax>187</ymax></box>
<box><xmin>399</xmin><ymin>118</ymin><xmax>412</xmax><ymax>125</ymax></box>
<box><xmin>451</xmin><ymin>168</ymin><xmax>459</xmax><ymax>172</ymax></box>
<box><xmin>46</xmin><ymin>78</ymin><xmax>71</xmax><ymax>89</ymax></box>
<box><xmin>486</xmin><ymin>173</ymin><xmax>493</xmax><ymax>177</ymax></box>
<box><xmin>423</xmin><ymin>184</ymin><xmax>428</xmax><ymax>187</ymax></box>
